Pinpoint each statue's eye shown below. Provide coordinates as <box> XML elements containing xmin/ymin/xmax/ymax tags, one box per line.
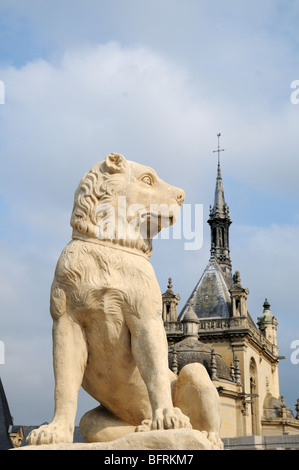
<box><xmin>141</xmin><ymin>175</ymin><xmax>153</xmax><ymax>185</ymax></box>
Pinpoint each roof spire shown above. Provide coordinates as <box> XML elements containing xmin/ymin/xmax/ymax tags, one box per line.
<box><xmin>208</xmin><ymin>133</ymin><xmax>232</xmax><ymax>284</ymax></box>
<box><xmin>211</xmin><ymin>133</ymin><xmax>227</xmax><ymax>215</ymax></box>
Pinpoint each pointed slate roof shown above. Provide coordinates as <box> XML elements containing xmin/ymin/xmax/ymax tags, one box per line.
<box><xmin>0</xmin><ymin>378</ymin><xmax>13</xmax><ymax>450</ymax></box>
<box><xmin>178</xmin><ymin>255</ymin><xmax>232</xmax><ymax>320</ymax></box>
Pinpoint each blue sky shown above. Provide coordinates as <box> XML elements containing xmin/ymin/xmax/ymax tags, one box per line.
<box><xmin>0</xmin><ymin>0</ymin><xmax>299</xmax><ymax>426</ymax></box>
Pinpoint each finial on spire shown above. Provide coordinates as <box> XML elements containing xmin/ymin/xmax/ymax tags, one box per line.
<box><xmin>263</xmin><ymin>298</ymin><xmax>271</xmax><ymax>311</ymax></box>
<box><xmin>213</xmin><ymin>132</ymin><xmax>225</xmax><ymax>166</ymax></box>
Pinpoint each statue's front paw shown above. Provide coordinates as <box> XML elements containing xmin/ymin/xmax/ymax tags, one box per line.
<box><xmin>26</xmin><ymin>421</ymin><xmax>73</xmax><ymax>445</ymax></box>
<box><xmin>151</xmin><ymin>407</ymin><xmax>192</xmax><ymax>431</ymax></box>
<box><xmin>135</xmin><ymin>419</ymin><xmax>152</xmax><ymax>433</ymax></box>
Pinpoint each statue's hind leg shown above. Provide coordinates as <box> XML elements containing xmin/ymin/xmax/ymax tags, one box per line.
<box><xmin>79</xmin><ymin>405</ymin><xmax>136</xmax><ymax>443</ymax></box>
<box><xmin>172</xmin><ymin>363</ymin><xmax>223</xmax><ymax>449</ymax></box>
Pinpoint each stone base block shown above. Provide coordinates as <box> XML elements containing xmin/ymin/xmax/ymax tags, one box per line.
<box><xmin>14</xmin><ymin>429</ymin><xmax>221</xmax><ymax>451</ymax></box>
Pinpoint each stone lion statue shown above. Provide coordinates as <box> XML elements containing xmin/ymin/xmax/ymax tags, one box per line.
<box><xmin>27</xmin><ymin>153</ymin><xmax>222</xmax><ymax>449</ymax></box>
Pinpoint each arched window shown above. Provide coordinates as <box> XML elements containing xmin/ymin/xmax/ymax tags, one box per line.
<box><xmin>166</xmin><ymin>304</ymin><xmax>171</xmax><ymax>321</ymax></box>
<box><xmin>212</xmin><ymin>227</ymin><xmax>217</xmax><ymax>246</ymax></box>
<box><xmin>219</xmin><ymin>226</ymin><xmax>224</xmax><ymax>247</ymax></box>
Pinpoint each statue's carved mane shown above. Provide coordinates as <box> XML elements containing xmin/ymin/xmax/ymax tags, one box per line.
<box><xmin>70</xmin><ymin>158</ymin><xmax>152</xmax><ymax>256</ymax></box>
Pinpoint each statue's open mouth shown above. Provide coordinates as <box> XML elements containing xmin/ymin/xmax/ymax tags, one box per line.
<box><xmin>148</xmin><ymin>212</ymin><xmax>174</xmax><ymax>230</ymax></box>
<box><xmin>137</xmin><ymin>210</ymin><xmax>175</xmax><ymax>238</ymax></box>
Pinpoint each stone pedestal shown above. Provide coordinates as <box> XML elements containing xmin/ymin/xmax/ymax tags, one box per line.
<box><xmin>14</xmin><ymin>429</ymin><xmax>221</xmax><ymax>450</ymax></box>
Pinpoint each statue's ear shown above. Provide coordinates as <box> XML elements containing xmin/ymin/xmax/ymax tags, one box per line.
<box><xmin>105</xmin><ymin>153</ymin><xmax>127</xmax><ymax>173</ymax></box>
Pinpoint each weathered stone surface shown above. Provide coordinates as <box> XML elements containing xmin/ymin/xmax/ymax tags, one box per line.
<box><xmin>25</xmin><ymin>154</ymin><xmax>223</xmax><ymax>450</ymax></box>
<box><xmin>16</xmin><ymin>429</ymin><xmax>218</xmax><ymax>450</ymax></box>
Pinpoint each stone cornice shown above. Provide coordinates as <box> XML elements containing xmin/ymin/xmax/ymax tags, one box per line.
<box><xmin>165</xmin><ymin>316</ymin><xmax>279</xmax><ymax>363</ymax></box>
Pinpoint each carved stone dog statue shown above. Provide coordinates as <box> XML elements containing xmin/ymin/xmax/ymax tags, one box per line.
<box><xmin>26</xmin><ymin>153</ymin><xmax>222</xmax><ymax>449</ymax></box>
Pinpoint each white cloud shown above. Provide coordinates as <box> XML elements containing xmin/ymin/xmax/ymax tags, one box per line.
<box><xmin>0</xmin><ymin>42</ymin><xmax>205</xmax><ymax>201</ymax></box>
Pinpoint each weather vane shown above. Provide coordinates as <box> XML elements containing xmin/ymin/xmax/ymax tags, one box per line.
<box><xmin>213</xmin><ymin>133</ymin><xmax>225</xmax><ymax>165</ymax></box>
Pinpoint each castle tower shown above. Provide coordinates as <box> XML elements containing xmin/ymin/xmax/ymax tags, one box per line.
<box><xmin>230</xmin><ymin>271</ymin><xmax>249</xmax><ymax>317</ymax></box>
<box><xmin>162</xmin><ymin>278</ymin><xmax>180</xmax><ymax>322</ymax></box>
<box><xmin>166</xmin><ymin>135</ymin><xmax>299</xmax><ymax>441</ymax></box>
<box><xmin>257</xmin><ymin>299</ymin><xmax>278</xmax><ymax>348</ymax></box>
